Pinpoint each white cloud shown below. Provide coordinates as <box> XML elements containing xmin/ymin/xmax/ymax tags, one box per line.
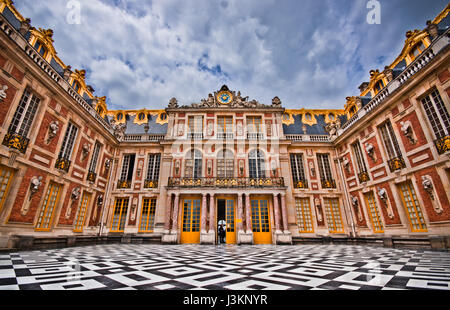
<box><xmin>13</xmin><ymin>0</ymin><xmax>449</xmax><ymax>110</ymax></box>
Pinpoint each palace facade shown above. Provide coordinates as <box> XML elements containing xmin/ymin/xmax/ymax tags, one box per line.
<box><xmin>0</xmin><ymin>1</ymin><xmax>449</xmax><ymax>249</ymax></box>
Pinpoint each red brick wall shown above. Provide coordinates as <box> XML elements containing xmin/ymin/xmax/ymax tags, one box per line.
<box><xmin>10</xmin><ymin>66</ymin><xmax>24</xmax><ymax>83</ymax></box>
<box><xmin>395</xmin><ymin>111</ymin><xmax>428</xmax><ymax>153</ymax></box>
<box><xmin>8</xmin><ymin>167</ymin><xmax>47</xmax><ymax>224</ymax></box>
<box><xmin>365</xmin><ymin>136</ymin><xmax>383</xmax><ymax>169</ymax></box>
<box><xmin>414</xmin><ymin>167</ymin><xmax>450</xmax><ymax>223</ymax></box>
<box><xmin>74</xmin><ymin>137</ymin><xmax>90</xmax><ymax>169</ymax></box>
<box><xmin>33</xmin><ymin>111</ymin><xmax>63</xmax><ymax>153</ymax></box>
<box><xmin>88</xmin><ymin>191</ymin><xmax>104</xmax><ymax>227</ymax></box>
<box><xmin>376</xmin><ymin>182</ymin><xmax>402</xmax><ymax>225</ymax></box>
<box><xmin>438</xmin><ymin>68</ymin><xmax>450</xmax><ymax>84</ymax></box>
<box><xmin>350</xmin><ymin>192</ymin><xmax>367</xmax><ymax>227</ymax></box>
<box><xmin>0</xmin><ymin>77</ymin><xmax>17</xmax><ymax>127</ymax></box>
<box><xmin>57</xmin><ymin>182</ymin><xmax>81</xmax><ymax>226</ymax></box>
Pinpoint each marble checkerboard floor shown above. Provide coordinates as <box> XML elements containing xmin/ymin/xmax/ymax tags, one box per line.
<box><xmin>0</xmin><ymin>244</ymin><xmax>449</xmax><ymax>290</ymax></box>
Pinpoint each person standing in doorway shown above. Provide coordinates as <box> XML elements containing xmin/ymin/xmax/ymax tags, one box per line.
<box><xmin>218</xmin><ymin>225</ymin><xmax>225</xmax><ymax>244</ymax></box>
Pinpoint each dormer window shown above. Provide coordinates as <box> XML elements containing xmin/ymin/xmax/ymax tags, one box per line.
<box><xmin>374</xmin><ymin>80</ymin><xmax>384</xmax><ymax>95</ymax></box>
<box><xmin>33</xmin><ymin>40</ymin><xmax>47</xmax><ymax>57</ymax></box>
<box><xmin>409</xmin><ymin>42</ymin><xmax>426</xmax><ymax>61</ymax></box>
<box><xmin>117</xmin><ymin>113</ymin><xmax>124</xmax><ymax>122</ymax></box>
<box><xmin>96</xmin><ymin>106</ymin><xmax>104</xmax><ymax>116</ymax></box>
<box><xmin>349</xmin><ymin>106</ymin><xmax>357</xmax><ymax>117</ymax></box>
<box><xmin>72</xmin><ymin>80</ymin><xmax>81</xmax><ymax>94</ymax></box>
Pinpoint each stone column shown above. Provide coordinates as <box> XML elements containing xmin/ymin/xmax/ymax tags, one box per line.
<box><xmin>164</xmin><ymin>194</ymin><xmax>172</xmax><ymax>232</ymax></box>
<box><xmin>209</xmin><ymin>194</ymin><xmax>215</xmax><ymax>233</ymax></box>
<box><xmin>273</xmin><ymin>193</ymin><xmax>281</xmax><ymax>233</ymax></box>
<box><xmin>245</xmin><ymin>194</ymin><xmax>252</xmax><ymax>233</ymax></box>
<box><xmin>280</xmin><ymin>193</ymin><xmax>288</xmax><ymax>233</ymax></box>
<box><xmin>171</xmin><ymin>194</ymin><xmax>180</xmax><ymax>232</ymax></box>
<box><xmin>201</xmin><ymin>193</ymin><xmax>208</xmax><ymax>233</ymax></box>
<box><xmin>237</xmin><ymin>193</ymin><xmax>244</xmax><ymax>232</ymax></box>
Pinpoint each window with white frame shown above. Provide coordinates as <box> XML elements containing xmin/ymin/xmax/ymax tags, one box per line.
<box><xmin>58</xmin><ymin>122</ymin><xmax>78</xmax><ymax>160</ymax></box>
<box><xmin>120</xmin><ymin>154</ymin><xmax>136</xmax><ymax>181</ymax></box>
<box><xmin>185</xmin><ymin>150</ymin><xmax>202</xmax><ymax>178</ymax></box>
<box><xmin>146</xmin><ymin>154</ymin><xmax>161</xmax><ymax>181</ymax></box>
<box><xmin>290</xmin><ymin>154</ymin><xmax>307</xmax><ymax>187</ymax></box>
<box><xmin>317</xmin><ymin>154</ymin><xmax>333</xmax><ymax>181</ymax></box>
<box><xmin>217</xmin><ymin>150</ymin><xmax>234</xmax><ymax>178</ymax></box>
<box><xmin>249</xmin><ymin>149</ymin><xmax>265</xmax><ymax>178</ymax></box>
<box><xmin>378</xmin><ymin>120</ymin><xmax>402</xmax><ymax>160</ymax></box>
<box><xmin>421</xmin><ymin>89</ymin><xmax>450</xmax><ymax>140</ymax></box>
<box><xmin>88</xmin><ymin>142</ymin><xmax>101</xmax><ymax>173</ymax></box>
<box><xmin>8</xmin><ymin>90</ymin><xmax>40</xmax><ymax>137</ymax></box>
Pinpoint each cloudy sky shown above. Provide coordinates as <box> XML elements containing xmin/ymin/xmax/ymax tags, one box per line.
<box><xmin>14</xmin><ymin>0</ymin><xmax>448</xmax><ymax>110</ymax></box>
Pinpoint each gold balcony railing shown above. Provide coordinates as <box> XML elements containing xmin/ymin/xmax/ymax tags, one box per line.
<box><xmin>55</xmin><ymin>157</ymin><xmax>71</xmax><ymax>173</ymax></box>
<box><xmin>168</xmin><ymin>177</ymin><xmax>285</xmax><ymax>188</ymax></box>
<box><xmin>117</xmin><ymin>179</ymin><xmax>132</xmax><ymax>189</ymax></box>
<box><xmin>435</xmin><ymin>135</ymin><xmax>450</xmax><ymax>155</ymax></box>
<box><xmin>144</xmin><ymin>179</ymin><xmax>159</xmax><ymax>189</ymax></box>
<box><xmin>321</xmin><ymin>178</ymin><xmax>337</xmax><ymax>189</ymax></box>
<box><xmin>2</xmin><ymin>132</ymin><xmax>29</xmax><ymax>154</ymax></box>
<box><xmin>293</xmin><ymin>179</ymin><xmax>309</xmax><ymax>189</ymax></box>
<box><xmin>387</xmin><ymin>156</ymin><xmax>406</xmax><ymax>172</ymax></box>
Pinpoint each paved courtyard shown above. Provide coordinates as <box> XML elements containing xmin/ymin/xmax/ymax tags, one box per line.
<box><xmin>0</xmin><ymin>244</ymin><xmax>449</xmax><ymax>290</ymax></box>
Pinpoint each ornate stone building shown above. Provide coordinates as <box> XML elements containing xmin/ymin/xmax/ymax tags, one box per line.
<box><xmin>0</xmin><ymin>1</ymin><xmax>449</xmax><ymax>249</ymax></box>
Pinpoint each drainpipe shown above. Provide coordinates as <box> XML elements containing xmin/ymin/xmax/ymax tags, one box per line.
<box><xmin>99</xmin><ymin>151</ymin><xmax>117</xmax><ymax>237</ymax></box>
<box><xmin>335</xmin><ymin>148</ymin><xmax>356</xmax><ymax>238</ymax></box>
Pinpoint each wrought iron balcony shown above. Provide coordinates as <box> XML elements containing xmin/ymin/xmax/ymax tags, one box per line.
<box><xmin>144</xmin><ymin>179</ymin><xmax>159</xmax><ymax>189</ymax></box>
<box><xmin>2</xmin><ymin>132</ymin><xmax>30</xmax><ymax>154</ymax></box>
<box><xmin>321</xmin><ymin>178</ymin><xmax>337</xmax><ymax>189</ymax></box>
<box><xmin>434</xmin><ymin>135</ymin><xmax>450</xmax><ymax>155</ymax></box>
<box><xmin>358</xmin><ymin>171</ymin><xmax>370</xmax><ymax>183</ymax></box>
<box><xmin>117</xmin><ymin>179</ymin><xmax>132</xmax><ymax>189</ymax></box>
<box><xmin>55</xmin><ymin>157</ymin><xmax>71</xmax><ymax>173</ymax></box>
<box><xmin>387</xmin><ymin>156</ymin><xmax>406</xmax><ymax>172</ymax></box>
<box><xmin>87</xmin><ymin>171</ymin><xmax>97</xmax><ymax>183</ymax></box>
<box><xmin>167</xmin><ymin>177</ymin><xmax>285</xmax><ymax>188</ymax></box>
<box><xmin>293</xmin><ymin>179</ymin><xmax>309</xmax><ymax>189</ymax></box>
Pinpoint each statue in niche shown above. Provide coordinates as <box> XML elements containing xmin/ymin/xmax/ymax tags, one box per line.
<box><xmin>47</xmin><ymin>121</ymin><xmax>59</xmax><ymax>143</ymax></box>
<box><xmin>29</xmin><ymin>176</ymin><xmax>43</xmax><ymax>200</ymax></box>
<box><xmin>111</xmin><ymin>119</ymin><xmax>127</xmax><ymax>141</ymax></box>
<box><xmin>0</xmin><ymin>85</ymin><xmax>8</xmax><ymax>102</ymax></box>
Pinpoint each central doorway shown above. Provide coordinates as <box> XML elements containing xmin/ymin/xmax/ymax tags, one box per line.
<box><xmin>217</xmin><ymin>198</ymin><xmax>236</xmax><ymax>244</ymax></box>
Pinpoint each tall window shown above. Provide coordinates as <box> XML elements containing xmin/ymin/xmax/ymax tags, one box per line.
<box><xmin>317</xmin><ymin>154</ymin><xmax>335</xmax><ymax>188</ymax></box>
<box><xmin>398</xmin><ymin>181</ymin><xmax>427</xmax><ymax>232</ymax></box>
<box><xmin>352</xmin><ymin>142</ymin><xmax>370</xmax><ymax>183</ymax></box>
<box><xmin>323</xmin><ymin>198</ymin><xmax>344</xmax><ymax>233</ymax></box>
<box><xmin>188</xmin><ymin>116</ymin><xmax>203</xmax><ymax>136</ymax></box>
<box><xmin>8</xmin><ymin>90</ymin><xmax>40</xmax><ymax>138</ymax></box>
<box><xmin>374</xmin><ymin>80</ymin><xmax>385</xmax><ymax>95</ymax></box>
<box><xmin>249</xmin><ymin>150</ymin><xmax>265</xmax><ymax>178</ymax></box>
<box><xmin>58</xmin><ymin>122</ymin><xmax>79</xmax><ymax>161</ymax></box>
<box><xmin>146</xmin><ymin>154</ymin><xmax>161</xmax><ymax>181</ymax></box>
<box><xmin>0</xmin><ymin>166</ymin><xmax>14</xmax><ymax>212</ymax></box>
<box><xmin>218</xmin><ymin>116</ymin><xmax>233</xmax><ymax>132</ymax></box>
<box><xmin>111</xmin><ymin>198</ymin><xmax>129</xmax><ymax>232</ymax></box>
<box><xmin>379</xmin><ymin>120</ymin><xmax>402</xmax><ymax>160</ymax></box>
<box><xmin>72</xmin><ymin>80</ymin><xmax>81</xmax><ymax>94</ymax></box>
<box><xmin>88</xmin><ymin>142</ymin><xmax>101</xmax><ymax>174</ymax></box>
<box><xmin>74</xmin><ymin>192</ymin><xmax>91</xmax><ymax>233</ymax></box>
<box><xmin>421</xmin><ymin>89</ymin><xmax>450</xmax><ymax>141</ymax></box>
<box><xmin>247</xmin><ymin>116</ymin><xmax>262</xmax><ymax>133</ymax></box>
<box><xmin>364</xmin><ymin>192</ymin><xmax>384</xmax><ymax>233</ymax></box>
<box><xmin>120</xmin><ymin>154</ymin><xmax>136</xmax><ymax>182</ymax></box>
<box><xmin>290</xmin><ymin>154</ymin><xmax>307</xmax><ymax>188</ymax></box>
<box><xmin>295</xmin><ymin>198</ymin><xmax>314</xmax><ymax>233</ymax></box>
<box><xmin>36</xmin><ymin>182</ymin><xmax>62</xmax><ymax>231</ymax></box>
<box><xmin>217</xmin><ymin>150</ymin><xmax>234</xmax><ymax>178</ymax></box>
<box><xmin>185</xmin><ymin>150</ymin><xmax>202</xmax><ymax>178</ymax></box>
<box><xmin>379</xmin><ymin>120</ymin><xmax>405</xmax><ymax>171</ymax></box>
<box><xmin>139</xmin><ymin>198</ymin><xmax>157</xmax><ymax>232</ymax></box>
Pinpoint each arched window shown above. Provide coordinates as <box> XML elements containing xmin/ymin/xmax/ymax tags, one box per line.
<box><xmin>249</xmin><ymin>149</ymin><xmax>265</xmax><ymax>179</ymax></box>
<box><xmin>185</xmin><ymin>149</ymin><xmax>202</xmax><ymax>178</ymax></box>
<box><xmin>409</xmin><ymin>42</ymin><xmax>426</xmax><ymax>62</ymax></box>
<box><xmin>349</xmin><ymin>105</ymin><xmax>357</xmax><ymax>117</ymax></box>
<box><xmin>217</xmin><ymin>150</ymin><xmax>234</xmax><ymax>178</ymax></box>
<box><xmin>374</xmin><ymin>80</ymin><xmax>384</xmax><ymax>95</ymax></box>
<box><xmin>96</xmin><ymin>106</ymin><xmax>104</xmax><ymax>116</ymax></box>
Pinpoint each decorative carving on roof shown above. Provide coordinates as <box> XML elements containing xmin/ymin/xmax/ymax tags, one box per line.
<box><xmin>19</xmin><ymin>18</ymin><xmax>31</xmax><ymax>36</ymax></box>
<box><xmin>324</xmin><ymin>118</ymin><xmax>341</xmax><ymax>137</ymax></box>
<box><xmin>169</xmin><ymin>85</ymin><xmax>282</xmax><ymax>109</ymax></box>
<box><xmin>111</xmin><ymin>118</ymin><xmax>127</xmax><ymax>141</ymax></box>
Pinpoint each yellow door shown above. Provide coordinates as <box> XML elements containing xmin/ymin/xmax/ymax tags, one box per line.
<box><xmin>226</xmin><ymin>199</ymin><xmax>236</xmax><ymax>244</ymax></box>
<box><xmin>181</xmin><ymin>198</ymin><xmax>201</xmax><ymax>244</ymax></box>
<box><xmin>251</xmin><ymin>199</ymin><xmax>272</xmax><ymax>244</ymax></box>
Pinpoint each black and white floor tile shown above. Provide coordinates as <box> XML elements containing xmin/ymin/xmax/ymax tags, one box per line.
<box><xmin>0</xmin><ymin>244</ymin><xmax>449</xmax><ymax>290</ymax></box>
